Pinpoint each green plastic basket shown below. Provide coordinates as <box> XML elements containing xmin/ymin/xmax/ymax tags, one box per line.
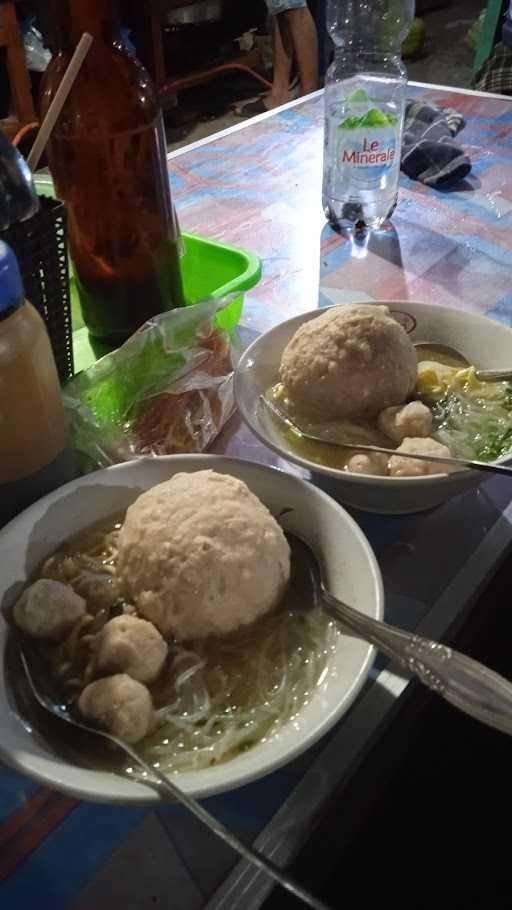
<box><xmin>34</xmin><ymin>177</ymin><xmax>262</xmax><ymax>373</ymax></box>
<box><xmin>181</xmin><ymin>232</ymin><xmax>261</xmax><ymax>320</ymax></box>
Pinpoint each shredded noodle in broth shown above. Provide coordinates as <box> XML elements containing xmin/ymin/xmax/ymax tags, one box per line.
<box><xmin>36</xmin><ymin>517</ymin><xmax>338</xmax><ymax>775</ymax></box>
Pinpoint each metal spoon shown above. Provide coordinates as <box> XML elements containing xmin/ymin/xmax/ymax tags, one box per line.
<box><xmin>415</xmin><ymin>342</ymin><xmax>512</xmax><ymax>383</ymax></box>
<box><xmin>11</xmin><ymin>630</ymin><xmax>331</xmax><ymax>910</ymax></box>
<box><xmin>260</xmin><ymin>395</ymin><xmax>512</xmax><ymax>477</ymax></box>
<box><xmin>284</xmin><ymin>531</ymin><xmax>512</xmax><ymax>736</ymax></box>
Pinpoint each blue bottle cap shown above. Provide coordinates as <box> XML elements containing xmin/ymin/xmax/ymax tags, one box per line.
<box><xmin>0</xmin><ymin>240</ymin><xmax>24</xmax><ymax>321</ymax></box>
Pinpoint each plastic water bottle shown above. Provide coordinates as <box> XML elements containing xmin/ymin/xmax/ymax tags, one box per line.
<box><xmin>322</xmin><ymin>0</ymin><xmax>415</xmax><ymax>229</ymax></box>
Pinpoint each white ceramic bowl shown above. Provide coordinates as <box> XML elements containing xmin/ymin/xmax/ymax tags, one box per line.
<box><xmin>0</xmin><ymin>455</ymin><xmax>383</xmax><ymax>804</ymax></box>
<box><xmin>235</xmin><ymin>301</ymin><xmax>512</xmax><ymax>514</ymax></box>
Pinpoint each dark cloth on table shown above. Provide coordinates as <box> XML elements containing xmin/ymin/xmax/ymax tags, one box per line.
<box><xmin>474</xmin><ymin>42</ymin><xmax>512</xmax><ymax>95</ymax></box>
<box><xmin>401</xmin><ymin>99</ymin><xmax>472</xmax><ymax>188</ymax></box>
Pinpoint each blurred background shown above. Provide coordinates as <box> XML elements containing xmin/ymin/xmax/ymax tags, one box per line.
<box><xmin>0</xmin><ymin>0</ymin><xmax>507</xmax><ymax>155</ymax></box>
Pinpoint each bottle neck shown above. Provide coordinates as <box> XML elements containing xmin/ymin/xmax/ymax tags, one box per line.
<box><xmin>330</xmin><ymin>48</ymin><xmax>406</xmax><ymax>79</ymax></box>
<box><xmin>47</xmin><ymin>0</ymin><xmax>121</xmax><ymax>50</ymax></box>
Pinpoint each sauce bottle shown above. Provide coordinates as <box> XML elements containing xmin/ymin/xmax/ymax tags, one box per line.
<box><xmin>41</xmin><ymin>0</ymin><xmax>185</xmax><ymax>344</ymax></box>
<box><xmin>0</xmin><ymin>241</ymin><xmax>77</xmax><ymax>528</ymax></box>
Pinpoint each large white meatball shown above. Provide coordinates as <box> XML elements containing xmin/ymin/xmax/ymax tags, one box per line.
<box><xmin>93</xmin><ymin>615</ymin><xmax>168</xmax><ymax>684</ymax></box>
<box><xmin>389</xmin><ymin>437</ymin><xmax>456</xmax><ymax>477</ymax></box>
<box><xmin>78</xmin><ymin>674</ymin><xmax>154</xmax><ymax>744</ymax></box>
<box><xmin>279</xmin><ymin>305</ymin><xmax>417</xmax><ymax>419</ymax></box>
<box><xmin>117</xmin><ymin>470</ymin><xmax>291</xmax><ymax>640</ymax></box>
<box><xmin>14</xmin><ymin>579</ymin><xmax>86</xmax><ymax>641</ymax></box>
<box><xmin>378</xmin><ymin>401</ymin><xmax>432</xmax><ymax>444</ymax></box>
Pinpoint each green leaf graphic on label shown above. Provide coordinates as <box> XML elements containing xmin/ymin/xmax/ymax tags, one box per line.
<box><xmin>348</xmin><ymin>88</ymin><xmax>370</xmax><ymax>103</ymax></box>
<box><xmin>339</xmin><ymin>108</ymin><xmax>400</xmax><ymax>129</ymax></box>
<box><xmin>363</xmin><ymin>108</ymin><xmax>391</xmax><ymax>127</ymax></box>
<box><xmin>339</xmin><ymin>115</ymin><xmax>364</xmax><ymax>129</ymax></box>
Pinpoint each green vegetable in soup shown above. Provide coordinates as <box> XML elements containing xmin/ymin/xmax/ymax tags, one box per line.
<box><xmin>475</xmin><ymin>427</ymin><xmax>512</xmax><ymax>461</ymax></box>
<box><xmin>502</xmin><ymin>384</ymin><xmax>512</xmax><ymax>412</ymax></box>
<box><xmin>420</xmin><ymin>369</ymin><xmax>512</xmax><ymax>461</ymax></box>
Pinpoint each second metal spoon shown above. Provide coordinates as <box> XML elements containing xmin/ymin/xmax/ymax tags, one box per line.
<box><xmin>261</xmin><ymin>395</ymin><xmax>512</xmax><ymax>477</ymax></box>
<box><xmin>415</xmin><ymin>342</ymin><xmax>512</xmax><ymax>383</ymax></box>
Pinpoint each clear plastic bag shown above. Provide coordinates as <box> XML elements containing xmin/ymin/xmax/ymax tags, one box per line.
<box><xmin>63</xmin><ymin>298</ymin><xmax>237</xmax><ymax>472</ymax></box>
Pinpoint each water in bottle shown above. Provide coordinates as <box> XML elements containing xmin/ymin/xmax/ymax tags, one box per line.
<box><xmin>323</xmin><ymin>0</ymin><xmax>414</xmax><ymax>229</ymax></box>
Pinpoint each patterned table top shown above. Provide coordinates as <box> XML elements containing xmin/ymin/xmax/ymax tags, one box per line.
<box><xmin>2</xmin><ymin>84</ymin><xmax>512</xmax><ymax>910</ymax></box>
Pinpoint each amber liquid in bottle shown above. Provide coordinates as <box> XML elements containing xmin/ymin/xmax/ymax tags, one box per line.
<box><xmin>0</xmin><ymin>300</ymin><xmax>77</xmax><ymax>528</ymax></box>
<box><xmin>41</xmin><ymin>0</ymin><xmax>185</xmax><ymax>342</ymax></box>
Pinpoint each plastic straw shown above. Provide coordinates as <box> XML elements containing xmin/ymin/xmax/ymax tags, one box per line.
<box><xmin>27</xmin><ymin>33</ymin><xmax>94</xmax><ymax>172</ymax></box>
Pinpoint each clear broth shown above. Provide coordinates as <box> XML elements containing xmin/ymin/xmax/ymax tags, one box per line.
<box><xmin>270</xmin><ymin>347</ymin><xmax>469</xmax><ymax>473</ymax></box>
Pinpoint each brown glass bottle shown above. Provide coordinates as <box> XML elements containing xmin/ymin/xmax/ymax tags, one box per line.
<box><xmin>41</xmin><ymin>0</ymin><xmax>185</xmax><ymax>342</ymax></box>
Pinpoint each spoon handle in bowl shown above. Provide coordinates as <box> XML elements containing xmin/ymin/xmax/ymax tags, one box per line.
<box><xmin>475</xmin><ymin>368</ymin><xmax>512</xmax><ymax>382</ymax></box>
<box><xmin>114</xmin><ymin>741</ymin><xmax>331</xmax><ymax>910</ymax></box>
<box><xmin>259</xmin><ymin>395</ymin><xmax>512</xmax><ymax>476</ymax></box>
<box><xmin>17</xmin><ymin>637</ymin><xmax>330</xmax><ymax>910</ymax></box>
<box><xmin>320</xmin><ymin>591</ymin><xmax>512</xmax><ymax>736</ymax></box>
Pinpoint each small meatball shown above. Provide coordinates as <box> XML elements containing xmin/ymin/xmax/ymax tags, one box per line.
<box><xmin>78</xmin><ymin>674</ymin><xmax>154</xmax><ymax>744</ymax></box>
<box><xmin>347</xmin><ymin>453</ymin><xmax>389</xmax><ymax>476</ymax></box>
<box><xmin>13</xmin><ymin>579</ymin><xmax>87</xmax><ymax>641</ymax></box>
<box><xmin>378</xmin><ymin>401</ymin><xmax>433</xmax><ymax>444</ymax></box>
<box><xmin>93</xmin><ymin>615</ymin><xmax>168</xmax><ymax>684</ymax></box>
<box><xmin>389</xmin><ymin>437</ymin><xmax>456</xmax><ymax>477</ymax></box>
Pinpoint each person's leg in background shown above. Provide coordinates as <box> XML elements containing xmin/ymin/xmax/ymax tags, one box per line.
<box><xmin>245</xmin><ymin>0</ymin><xmax>319</xmax><ymax>113</ymax></box>
<box><xmin>307</xmin><ymin>0</ymin><xmax>331</xmax><ymax>80</ymax></box>
<box><xmin>279</xmin><ymin>3</ymin><xmax>319</xmax><ymax>98</ymax></box>
<box><xmin>265</xmin><ymin>14</ymin><xmax>295</xmax><ymax>109</ymax></box>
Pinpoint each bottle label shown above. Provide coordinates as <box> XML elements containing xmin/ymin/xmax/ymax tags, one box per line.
<box><xmin>329</xmin><ymin>93</ymin><xmax>402</xmax><ymax>189</ymax></box>
<box><xmin>336</xmin><ymin>125</ymin><xmax>399</xmax><ymax>185</ymax></box>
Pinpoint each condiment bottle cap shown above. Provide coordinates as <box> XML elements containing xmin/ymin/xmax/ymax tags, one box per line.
<box><xmin>0</xmin><ymin>240</ymin><xmax>24</xmax><ymax>321</ymax></box>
